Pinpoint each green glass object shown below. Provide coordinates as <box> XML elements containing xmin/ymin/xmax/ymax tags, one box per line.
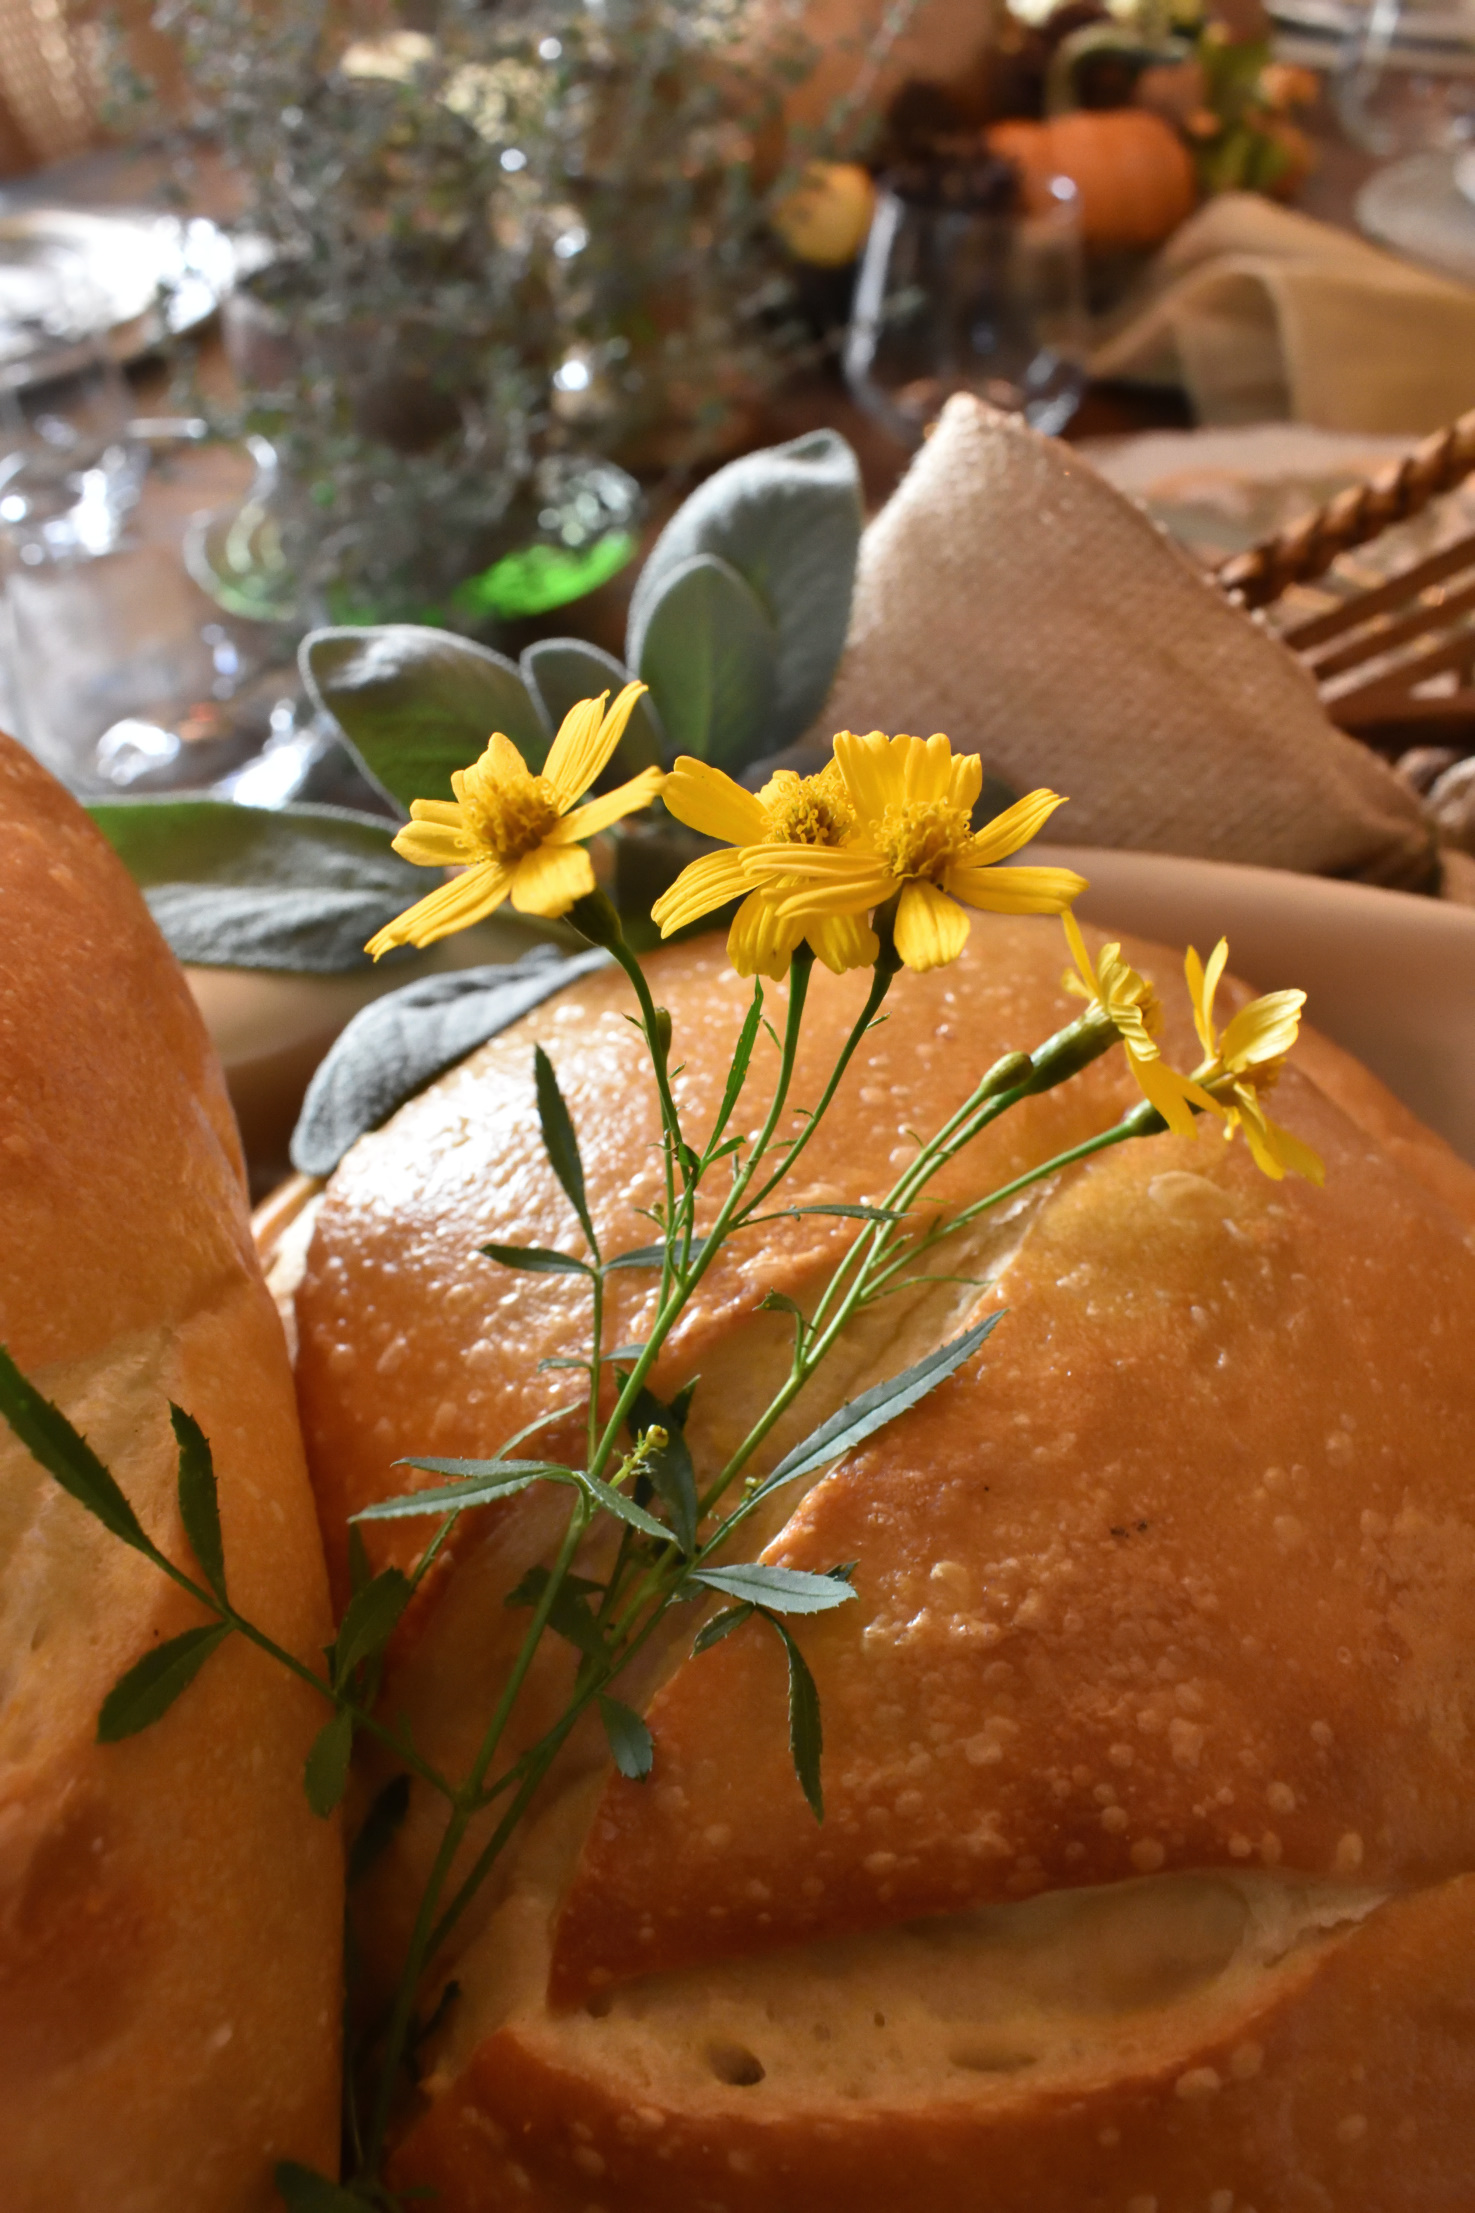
<box><xmin>452</xmin><ymin>529</ymin><xmax>638</xmax><ymax>621</ymax></box>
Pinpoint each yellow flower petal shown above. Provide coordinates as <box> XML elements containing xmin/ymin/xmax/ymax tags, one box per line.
<box><xmin>509</xmin><ymin>840</ymin><xmax>596</xmax><ymax>917</ymax></box>
<box><xmin>945</xmin><ymin>862</ymin><xmax>1088</xmax><ymax>916</ymax></box>
<box><xmin>771</xmin><ymin>862</ymin><xmax>897</xmax><ymax>920</ymax></box>
<box><xmin>965</xmin><ymin>788</ymin><xmax>1068</xmax><ymax>867</ymax></box>
<box><xmin>553</xmin><ymin>766</ymin><xmax>666</xmax><ymax>843</ymax></box>
<box><xmin>651</xmin><ymin>848</ymin><xmax>753</xmax><ymax>935</ymax></box>
<box><xmin>661</xmin><ymin>757</ymin><xmax>770</xmax><ymax>846</ymax></box>
<box><xmin>1263</xmin><ymin>1111</ymin><xmax>1325</xmax><ymax>1186</ymax></box>
<box><xmin>946</xmin><ymin>749</ymin><xmax>984</xmax><ymax>814</ymax></box>
<box><xmin>1128</xmin><ymin>1047</ymin><xmax>1207</xmax><ymax>1140</ymax></box>
<box><xmin>727</xmin><ymin>888</ymin><xmax>806</xmax><ymax>980</ymax></box>
<box><xmin>455</xmin><ymin>731</ymin><xmax>529</xmax><ymax>807</ymax></box>
<box><xmin>832</xmin><ymin>729</ymin><xmax>902</xmax><ymax>822</ymax></box>
<box><xmin>543</xmin><ymin>683</ymin><xmax>647</xmax><ymax>809</ymax></box>
<box><xmin>1184</xmin><ymin>939</ymin><xmax>1228</xmax><ymax>1059</ymax></box>
<box><xmin>1062</xmin><ymin>907</ymin><xmax>1098</xmax><ymax>998</ymax></box>
<box><xmin>408</xmin><ymin>798</ymin><xmax>466</xmax><ymax>827</ymax></box>
<box><xmin>806</xmin><ymin>909</ymin><xmax>880</xmax><ymax>974</ymax></box>
<box><xmin>1218</xmin><ymin>989</ymin><xmax>1305</xmax><ymax>1074</ymax></box>
<box><xmin>391</xmin><ymin>820</ymin><xmax>475</xmax><ymax>869</ymax></box>
<box><xmin>894</xmin><ymin>878</ymin><xmax>970</xmax><ymax>971</ymax></box>
<box><xmin>902</xmin><ymin>732</ymin><xmax>956</xmax><ymax>803</ymax></box>
<box><xmin>365</xmin><ymin>861</ymin><xmax>511</xmax><ymax>959</ymax></box>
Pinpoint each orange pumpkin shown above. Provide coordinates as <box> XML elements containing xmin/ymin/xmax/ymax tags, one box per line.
<box><xmin>986</xmin><ymin>108</ymin><xmax>1197</xmax><ymax>249</ymax></box>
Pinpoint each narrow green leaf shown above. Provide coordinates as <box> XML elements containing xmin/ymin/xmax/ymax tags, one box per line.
<box><xmin>582</xmin><ymin>1474</ymin><xmax>672</xmax><ymax>1542</ymax></box>
<box><xmin>787</xmin><ymin>1203</ymin><xmax>908</xmax><ymax>1223</ymax></box>
<box><xmin>711</xmin><ymin>984</ymin><xmax>763</xmax><ymax>1144</ymax></box>
<box><xmin>764</xmin><ymin>1611</ymin><xmax>825</xmax><ymax>1821</ymax></box>
<box><xmin>346</xmin><ymin>1522</ymin><xmax>372</xmax><ymax>1597</ymax></box>
<box><xmin>274</xmin><ymin>2160</ymin><xmax>376</xmax><ymax>2213</ymax></box>
<box><xmin>170</xmin><ymin>1403</ymin><xmax>226</xmax><ymax>1603</ymax></box>
<box><xmin>619</xmin><ymin>1379</ymin><xmax>698</xmax><ymax>1554</ymax></box>
<box><xmin>506</xmin><ymin>1566</ymin><xmax>603</xmax><ymax>1606</ymax></box>
<box><xmin>598</xmin><ymin>1693</ymin><xmax>654</xmax><ymax>1780</ymax></box>
<box><xmin>598</xmin><ymin>1342</ymin><xmax>648</xmax><ymax>1363</ymax></box>
<box><xmin>355</xmin><ymin>1461</ymin><xmax>575</xmax><ymax>1521</ymax></box>
<box><xmin>601</xmin><ymin>1244</ymin><xmax>664</xmax><ymax>1273</ymax></box>
<box><xmin>481</xmin><ymin>1241</ymin><xmax>595</xmax><ymax>1277</ymax></box>
<box><xmin>670</xmin><ymin>1376</ymin><xmax>700</xmax><ymax>1428</ymax></box>
<box><xmin>694</xmin><ymin>1561</ymin><xmax>858</xmax><ymax>1615</ymax></box>
<box><xmin>534</xmin><ymin>1044</ymin><xmax>595</xmax><ymax>1253</ymax></box>
<box><xmin>332</xmin><ymin>1569</ymin><xmax>411</xmax><ymax>1682</ymax></box>
<box><xmin>755</xmin><ymin>1312</ymin><xmax>1006</xmax><ymax>1503</ymax></box>
<box><xmin>97</xmin><ymin>1623</ymin><xmax>232</xmax><ymax>1742</ymax></box>
<box><xmin>504</xmin><ymin>1566</ymin><xmax>606</xmax><ymax>1659</ymax></box>
<box><xmin>304</xmin><ymin>1708</ymin><xmax>354</xmax><ymax>1818</ymax></box>
<box><xmin>348</xmin><ymin>1773</ymin><xmax>411</xmax><ymax>1886</ymax></box>
<box><xmin>691</xmin><ymin>1600</ymin><xmax>755</xmax><ymax>1656</ymax></box>
<box><xmin>0</xmin><ymin>1344</ymin><xmax>152</xmax><ymax>1554</ymax></box>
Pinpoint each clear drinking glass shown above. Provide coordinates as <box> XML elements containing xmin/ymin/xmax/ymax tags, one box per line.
<box><xmin>844</xmin><ymin>170</ymin><xmax>1088</xmax><ymax>446</ymax></box>
<box><xmin>0</xmin><ymin>239</ymin><xmax>141</xmax><ymax>561</ymax></box>
<box><xmin>1335</xmin><ymin>0</ymin><xmax>1475</xmax><ymax>157</ymax></box>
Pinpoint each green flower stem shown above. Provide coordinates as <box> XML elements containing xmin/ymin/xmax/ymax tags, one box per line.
<box><xmin>363</xmin><ymin>1492</ymin><xmax>592</xmax><ymax>2166</ymax></box>
<box><xmin>866</xmin><ymin>1095</ymin><xmax>1166</xmax><ymax>1298</ymax></box>
<box><xmin>736</xmin><ymin>957</ymin><xmax>896</xmax><ymax>1221</ymax></box>
<box><xmin>129</xmin><ymin>1542</ymin><xmax>455</xmax><ymax>1802</ymax></box>
<box><xmin>580</xmin><ymin>948</ymin><xmax>814</xmax><ymax>1494</ymax></box>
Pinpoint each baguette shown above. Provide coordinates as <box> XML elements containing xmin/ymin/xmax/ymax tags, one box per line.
<box><xmin>0</xmin><ymin>735</ymin><xmax>342</xmax><ymax>2210</ymax></box>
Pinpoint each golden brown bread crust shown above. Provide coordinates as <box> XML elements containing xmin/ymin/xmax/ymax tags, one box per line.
<box><xmin>550</xmin><ymin>1069</ymin><xmax>1475</xmax><ymax>1995</ymax></box>
<box><xmin>395</xmin><ymin>1871</ymin><xmax>1475</xmax><ymax>2212</ymax></box>
<box><xmin>0</xmin><ymin>736</ymin><xmax>342</xmax><ymax>2210</ymax></box>
<box><xmin>288</xmin><ymin>917</ymin><xmax>1475</xmax><ymax>2208</ymax></box>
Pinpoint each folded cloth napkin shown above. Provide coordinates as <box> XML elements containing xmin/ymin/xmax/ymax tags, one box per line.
<box><xmin>1090</xmin><ymin>192</ymin><xmax>1475</xmax><ymax>433</ymax></box>
<box><xmin>799</xmin><ymin>395</ymin><xmax>1440</xmax><ymax>891</ymax></box>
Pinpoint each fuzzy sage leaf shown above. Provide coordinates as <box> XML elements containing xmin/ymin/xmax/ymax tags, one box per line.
<box><xmin>0</xmin><ymin>1344</ymin><xmax>153</xmax><ymax>1555</ymax></box>
<box><xmin>598</xmin><ymin>1693</ymin><xmax>654</xmax><ymax>1781</ymax></box>
<box><xmin>97</xmin><ymin>1623</ymin><xmax>232</xmax><ymax>1742</ymax></box>
<box><xmin>171</xmin><ymin>1403</ymin><xmax>226</xmax><ymax>1603</ymax></box>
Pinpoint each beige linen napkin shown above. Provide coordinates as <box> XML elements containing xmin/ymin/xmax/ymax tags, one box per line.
<box><xmin>802</xmin><ymin>395</ymin><xmax>1439</xmax><ymax>890</ymax></box>
<box><xmin>1090</xmin><ymin>192</ymin><xmax>1475</xmax><ymax>433</ymax></box>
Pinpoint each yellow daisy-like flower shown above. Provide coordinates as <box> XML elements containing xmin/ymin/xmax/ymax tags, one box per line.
<box><xmin>1062</xmin><ymin>909</ymin><xmax>1216</xmax><ymax>1137</ymax></box>
<box><xmin>364</xmin><ymin>685</ymin><xmax>662</xmax><ymax>958</ymax></box>
<box><xmin>651</xmin><ymin>755</ymin><xmax>880</xmax><ymax>981</ymax></box>
<box><xmin>746</xmin><ymin>730</ymin><xmax>1088</xmax><ymax>973</ymax></box>
<box><xmin>1185</xmin><ymin>940</ymin><xmax>1324</xmax><ymax>1185</ymax></box>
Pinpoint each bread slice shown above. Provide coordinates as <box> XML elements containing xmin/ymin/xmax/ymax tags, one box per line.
<box><xmin>0</xmin><ymin>736</ymin><xmax>341</xmax><ymax>2209</ymax></box>
<box><xmin>395</xmin><ymin>1784</ymin><xmax>1475</xmax><ymax>2213</ymax></box>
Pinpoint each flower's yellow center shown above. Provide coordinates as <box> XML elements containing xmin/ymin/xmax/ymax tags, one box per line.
<box><xmin>463</xmin><ymin>772</ymin><xmax>561</xmax><ymax>862</ymax></box>
<box><xmin>762</xmin><ymin>766</ymin><xmax>854</xmax><ymax>848</ymax></box>
<box><xmin>873</xmin><ymin>797</ymin><xmax>971</xmax><ymax>881</ymax></box>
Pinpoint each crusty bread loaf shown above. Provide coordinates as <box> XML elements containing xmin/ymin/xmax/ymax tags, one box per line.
<box><xmin>278</xmin><ymin>919</ymin><xmax>1475</xmax><ymax>2210</ymax></box>
<box><xmin>0</xmin><ymin>736</ymin><xmax>342</xmax><ymax>2210</ymax></box>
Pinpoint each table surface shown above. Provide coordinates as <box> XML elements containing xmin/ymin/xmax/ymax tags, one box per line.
<box><xmin>0</xmin><ymin>104</ymin><xmax>1403</xmax><ymax>676</ymax></box>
